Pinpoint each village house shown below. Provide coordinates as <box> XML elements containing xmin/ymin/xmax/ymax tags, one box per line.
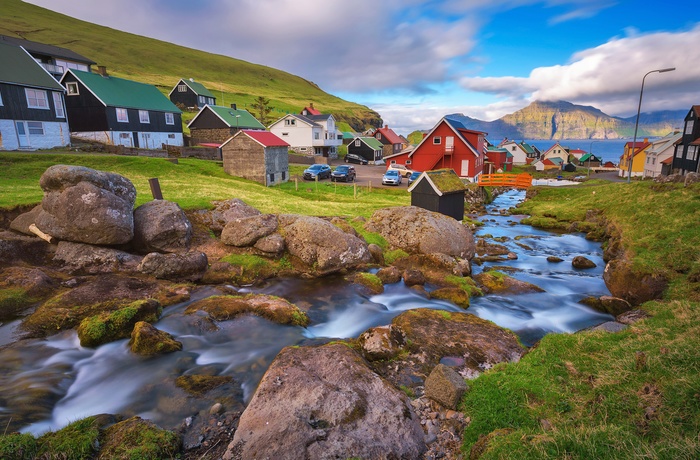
<box><xmin>577</xmin><ymin>152</ymin><xmax>602</xmax><ymax>168</ymax></box>
<box><xmin>484</xmin><ymin>146</ymin><xmax>513</xmax><ymax>173</ymax></box>
<box><xmin>383</xmin><ymin>115</ymin><xmax>485</xmax><ymax>181</ymax></box>
<box><xmin>220</xmin><ymin>130</ymin><xmax>289</xmax><ymax>186</ymax></box>
<box><xmin>61</xmin><ymin>67</ymin><xmax>183</xmax><ymax>148</ymax></box>
<box><xmin>644</xmin><ymin>131</ymin><xmax>682</xmax><ymax>178</ymax></box>
<box><xmin>407</xmin><ymin>169</ymin><xmax>468</xmax><ymax>221</ymax></box>
<box><xmin>0</xmin><ymin>34</ymin><xmax>95</xmax><ymax>79</ymax></box>
<box><xmin>373</xmin><ymin>125</ymin><xmax>404</xmax><ymax>157</ymax></box>
<box><xmin>497</xmin><ymin>139</ymin><xmax>528</xmax><ymax>165</ymax></box>
<box><xmin>0</xmin><ymin>42</ymin><xmax>70</xmax><ymax>150</ymax></box>
<box><xmin>671</xmin><ymin>105</ymin><xmax>700</xmax><ymax>175</ymax></box>
<box><xmin>268</xmin><ymin>104</ymin><xmax>342</xmax><ymax>158</ymax></box>
<box><xmin>169</xmin><ymin>78</ymin><xmax>216</xmax><ymax>109</ymax></box>
<box><xmin>618</xmin><ymin>138</ymin><xmax>650</xmax><ymax>178</ymax></box>
<box><xmin>347</xmin><ymin>136</ymin><xmax>384</xmax><ymax>163</ymax></box>
<box><xmin>542</xmin><ymin>142</ymin><xmax>570</xmax><ymax>163</ymax></box>
<box><xmin>187</xmin><ymin>104</ymin><xmax>265</xmax><ymax>146</ymax></box>
<box><xmin>533</xmin><ymin>158</ymin><xmax>560</xmax><ymax>171</ymax></box>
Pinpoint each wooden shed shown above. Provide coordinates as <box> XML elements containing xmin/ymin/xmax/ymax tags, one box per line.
<box><xmin>407</xmin><ymin>168</ymin><xmax>467</xmax><ymax>221</ymax></box>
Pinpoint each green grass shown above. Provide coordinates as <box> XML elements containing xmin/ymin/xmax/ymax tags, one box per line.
<box><xmin>0</xmin><ymin>0</ymin><xmax>380</xmax><ymax>130</ymax></box>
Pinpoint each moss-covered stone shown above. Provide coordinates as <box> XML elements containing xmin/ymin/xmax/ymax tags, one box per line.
<box><xmin>77</xmin><ymin>299</ymin><xmax>162</xmax><ymax>347</ymax></box>
<box><xmin>175</xmin><ymin>374</ymin><xmax>234</xmax><ymax>397</ymax></box>
<box><xmin>473</xmin><ymin>271</ymin><xmax>544</xmax><ymax>295</ymax></box>
<box><xmin>430</xmin><ymin>287</ymin><xmax>471</xmax><ymax>309</ymax></box>
<box><xmin>351</xmin><ymin>272</ymin><xmax>384</xmax><ymax>294</ymax></box>
<box><xmin>0</xmin><ymin>288</ymin><xmax>34</xmax><ymax>321</ymax></box>
<box><xmin>185</xmin><ymin>294</ymin><xmax>309</xmax><ymax>327</ymax></box>
<box><xmin>37</xmin><ymin>416</ymin><xmax>101</xmax><ymax>460</ymax></box>
<box><xmin>129</xmin><ymin>321</ymin><xmax>182</xmax><ymax>356</ymax></box>
<box><xmin>0</xmin><ymin>432</ymin><xmax>37</xmax><ymax>460</ymax></box>
<box><xmin>97</xmin><ymin>416</ymin><xmax>181</xmax><ymax>460</ymax></box>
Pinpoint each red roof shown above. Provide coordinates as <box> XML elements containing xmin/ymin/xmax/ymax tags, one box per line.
<box><xmin>570</xmin><ymin>148</ymin><xmax>586</xmax><ymax>154</ymax></box>
<box><xmin>198</xmin><ymin>143</ymin><xmax>221</xmax><ymax>148</ymax></box>
<box><xmin>242</xmin><ymin>130</ymin><xmax>289</xmax><ymax>147</ymax></box>
<box><xmin>376</xmin><ymin>126</ymin><xmax>403</xmax><ymax>145</ymax></box>
<box><xmin>302</xmin><ymin>105</ymin><xmax>321</xmax><ymax>116</ymax></box>
<box><xmin>661</xmin><ymin>156</ymin><xmax>673</xmax><ymax>164</ymax></box>
<box><xmin>690</xmin><ymin>137</ymin><xmax>700</xmax><ymax>146</ymax></box>
<box><xmin>542</xmin><ymin>159</ymin><xmax>555</xmax><ymax>166</ymax></box>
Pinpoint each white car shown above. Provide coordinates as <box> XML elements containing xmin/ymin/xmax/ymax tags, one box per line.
<box><xmin>386</xmin><ymin>163</ymin><xmax>414</xmax><ymax>178</ymax></box>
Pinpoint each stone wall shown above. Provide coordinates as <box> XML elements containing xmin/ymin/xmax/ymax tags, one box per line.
<box><xmin>189</xmin><ymin>128</ymin><xmax>233</xmax><ymax>146</ymax></box>
<box><xmin>222</xmin><ymin>135</ymin><xmax>266</xmax><ymax>184</ymax></box>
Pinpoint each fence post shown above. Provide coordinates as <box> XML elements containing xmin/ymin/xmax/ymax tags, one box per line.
<box><xmin>148</xmin><ymin>178</ymin><xmax>163</xmax><ymax>200</ymax></box>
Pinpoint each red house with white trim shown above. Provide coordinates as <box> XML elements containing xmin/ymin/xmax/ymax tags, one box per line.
<box><xmin>383</xmin><ymin>115</ymin><xmax>485</xmax><ymax>181</ymax></box>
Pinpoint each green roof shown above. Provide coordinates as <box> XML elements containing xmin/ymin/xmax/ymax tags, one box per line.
<box><xmin>519</xmin><ymin>142</ymin><xmax>535</xmax><ymax>154</ymax></box>
<box><xmin>0</xmin><ymin>42</ymin><xmax>64</xmax><ymax>90</ymax></box>
<box><xmin>359</xmin><ymin>136</ymin><xmax>384</xmax><ymax>150</ymax></box>
<box><xmin>342</xmin><ymin>131</ymin><xmax>355</xmax><ymax>139</ymax></box>
<box><xmin>69</xmin><ymin>69</ymin><xmax>180</xmax><ymax>112</ymax></box>
<box><xmin>183</xmin><ymin>78</ymin><xmax>215</xmax><ymax>98</ymax></box>
<box><xmin>207</xmin><ymin>105</ymin><xmax>265</xmax><ymax>129</ymax></box>
<box><xmin>424</xmin><ymin>169</ymin><xmax>468</xmax><ymax>194</ymax></box>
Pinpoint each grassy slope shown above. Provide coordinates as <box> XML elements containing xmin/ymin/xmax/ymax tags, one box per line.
<box><xmin>0</xmin><ymin>0</ymin><xmax>380</xmax><ymax>129</ymax></box>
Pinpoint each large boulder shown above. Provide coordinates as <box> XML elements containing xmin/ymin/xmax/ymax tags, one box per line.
<box><xmin>192</xmin><ymin>198</ymin><xmax>261</xmax><ymax>234</ymax></box>
<box><xmin>132</xmin><ymin>200</ymin><xmax>192</xmax><ymax>254</ymax></box>
<box><xmin>603</xmin><ymin>258</ymin><xmax>667</xmax><ymax>306</ymax></box>
<box><xmin>34</xmin><ymin>165</ymin><xmax>136</xmax><ymax>245</ymax></box>
<box><xmin>53</xmin><ymin>241</ymin><xmax>142</xmax><ymax>275</ymax></box>
<box><xmin>279</xmin><ymin>214</ymin><xmax>371</xmax><ymax>274</ymax></box>
<box><xmin>220</xmin><ymin>214</ymin><xmax>278</xmax><ymax>247</ymax></box>
<box><xmin>0</xmin><ymin>230</ymin><xmax>55</xmax><ymax>266</ymax></box>
<box><xmin>137</xmin><ymin>251</ymin><xmax>208</xmax><ymax>281</ymax></box>
<box><xmin>9</xmin><ymin>204</ymin><xmax>42</xmax><ymax>235</ymax></box>
<box><xmin>224</xmin><ymin>343</ymin><xmax>426</xmax><ymax>460</ymax></box>
<box><xmin>366</xmin><ymin>206</ymin><xmax>475</xmax><ymax>260</ymax></box>
<box><xmin>474</xmin><ymin>271</ymin><xmax>544</xmax><ymax>295</ymax></box>
<box><xmin>129</xmin><ymin>321</ymin><xmax>182</xmax><ymax>356</ymax></box>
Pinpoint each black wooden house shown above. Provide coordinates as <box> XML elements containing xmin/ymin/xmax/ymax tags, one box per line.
<box><xmin>169</xmin><ymin>78</ymin><xmax>216</xmax><ymax>109</ymax></box>
<box><xmin>347</xmin><ymin>136</ymin><xmax>384</xmax><ymax>163</ymax></box>
<box><xmin>671</xmin><ymin>105</ymin><xmax>700</xmax><ymax>175</ymax></box>
<box><xmin>60</xmin><ymin>68</ymin><xmax>183</xmax><ymax>148</ymax></box>
<box><xmin>0</xmin><ymin>34</ymin><xmax>95</xmax><ymax>79</ymax></box>
<box><xmin>407</xmin><ymin>169</ymin><xmax>468</xmax><ymax>221</ymax></box>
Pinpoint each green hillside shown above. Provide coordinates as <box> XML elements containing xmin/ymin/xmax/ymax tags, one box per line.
<box><xmin>0</xmin><ymin>0</ymin><xmax>381</xmax><ymax>130</ymax></box>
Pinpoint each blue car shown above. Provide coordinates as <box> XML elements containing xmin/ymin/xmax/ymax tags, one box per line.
<box><xmin>303</xmin><ymin>164</ymin><xmax>331</xmax><ymax>180</ymax></box>
<box><xmin>382</xmin><ymin>169</ymin><xmax>402</xmax><ymax>185</ymax></box>
<box><xmin>407</xmin><ymin>171</ymin><xmax>421</xmax><ymax>186</ymax></box>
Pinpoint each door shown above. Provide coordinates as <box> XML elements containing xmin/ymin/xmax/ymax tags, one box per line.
<box><xmin>445</xmin><ymin>136</ymin><xmax>454</xmax><ymax>154</ymax></box>
<box><xmin>460</xmin><ymin>159</ymin><xmax>470</xmax><ymax>177</ymax></box>
<box><xmin>132</xmin><ymin>132</ymin><xmax>139</xmax><ymax>148</ymax></box>
<box><xmin>15</xmin><ymin>122</ymin><xmax>29</xmax><ymax>148</ymax></box>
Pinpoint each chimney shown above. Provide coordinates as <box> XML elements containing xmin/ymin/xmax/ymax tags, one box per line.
<box><xmin>231</xmin><ymin>103</ymin><xmax>237</xmax><ymax>110</ymax></box>
<box><xmin>97</xmin><ymin>65</ymin><xmax>108</xmax><ymax>77</ymax></box>
<box><xmin>643</xmin><ymin>138</ymin><xmax>648</xmax><ymax>143</ymax></box>
<box><xmin>384</xmin><ymin>124</ymin><xmax>388</xmax><ymax>129</ymax></box>
<box><xmin>309</xmin><ymin>102</ymin><xmax>314</xmax><ymax>108</ymax></box>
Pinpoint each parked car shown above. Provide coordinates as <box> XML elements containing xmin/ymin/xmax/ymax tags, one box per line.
<box><xmin>387</xmin><ymin>163</ymin><xmax>414</xmax><ymax>177</ymax></box>
<box><xmin>344</xmin><ymin>153</ymin><xmax>369</xmax><ymax>165</ymax></box>
<box><xmin>407</xmin><ymin>171</ymin><xmax>421</xmax><ymax>186</ymax></box>
<box><xmin>303</xmin><ymin>164</ymin><xmax>331</xmax><ymax>180</ymax></box>
<box><xmin>331</xmin><ymin>165</ymin><xmax>356</xmax><ymax>182</ymax></box>
<box><xmin>382</xmin><ymin>169</ymin><xmax>402</xmax><ymax>186</ymax></box>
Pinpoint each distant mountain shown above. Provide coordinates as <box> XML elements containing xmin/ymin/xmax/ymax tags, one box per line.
<box><xmin>446</xmin><ymin>101</ymin><xmax>685</xmax><ymax>142</ymax></box>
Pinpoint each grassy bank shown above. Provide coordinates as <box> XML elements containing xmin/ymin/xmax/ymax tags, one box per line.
<box><xmin>461</xmin><ymin>180</ymin><xmax>700</xmax><ymax>459</ymax></box>
<box><xmin>0</xmin><ymin>152</ymin><xmax>408</xmax><ymax>216</ymax></box>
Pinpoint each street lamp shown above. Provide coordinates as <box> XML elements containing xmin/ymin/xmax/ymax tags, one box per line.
<box><xmin>627</xmin><ymin>67</ymin><xmax>676</xmax><ymax>183</ymax></box>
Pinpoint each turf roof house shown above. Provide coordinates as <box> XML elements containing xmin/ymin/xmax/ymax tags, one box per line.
<box><xmin>672</xmin><ymin>105</ymin><xmax>700</xmax><ymax>175</ymax></box>
<box><xmin>221</xmin><ymin>130</ymin><xmax>289</xmax><ymax>186</ymax></box>
<box><xmin>373</xmin><ymin>125</ymin><xmax>404</xmax><ymax>157</ymax></box>
<box><xmin>0</xmin><ymin>34</ymin><xmax>95</xmax><ymax>79</ymax></box>
<box><xmin>383</xmin><ymin>115</ymin><xmax>486</xmax><ymax>182</ymax></box>
<box><xmin>268</xmin><ymin>104</ymin><xmax>342</xmax><ymax>158</ymax></box>
<box><xmin>187</xmin><ymin>104</ymin><xmax>265</xmax><ymax>146</ymax></box>
<box><xmin>169</xmin><ymin>78</ymin><xmax>216</xmax><ymax>109</ymax></box>
<box><xmin>407</xmin><ymin>169</ymin><xmax>468</xmax><ymax>221</ymax></box>
<box><xmin>347</xmin><ymin>136</ymin><xmax>384</xmax><ymax>163</ymax></box>
<box><xmin>0</xmin><ymin>42</ymin><xmax>70</xmax><ymax>151</ymax></box>
<box><xmin>60</xmin><ymin>68</ymin><xmax>183</xmax><ymax>148</ymax></box>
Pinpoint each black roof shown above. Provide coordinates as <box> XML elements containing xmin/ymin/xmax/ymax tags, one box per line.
<box><xmin>0</xmin><ymin>34</ymin><xmax>96</xmax><ymax>65</ymax></box>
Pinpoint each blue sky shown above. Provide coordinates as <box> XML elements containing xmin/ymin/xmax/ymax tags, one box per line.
<box><xmin>26</xmin><ymin>0</ymin><xmax>700</xmax><ymax>134</ymax></box>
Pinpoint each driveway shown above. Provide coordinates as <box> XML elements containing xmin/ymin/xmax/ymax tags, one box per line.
<box><xmin>294</xmin><ymin>161</ymin><xmax>410</xmax><ymax>189</ymax></box>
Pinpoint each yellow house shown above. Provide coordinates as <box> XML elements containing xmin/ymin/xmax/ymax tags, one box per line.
<box><xmin>618</xmin><ymin>138</ymin><xmax>650</xmax><ymax>178</ymax></box>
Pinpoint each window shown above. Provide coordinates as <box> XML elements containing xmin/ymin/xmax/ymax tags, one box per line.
<box><xmin>178</xmin><ymin>84</ymin><xmax>187</xmax><ymax>92</ymax></box>
<box><xmin>282</xmin><ymin>171</ymin><xmax>286</xmax><ymax>180</ymax></box>
<box><xmin>433</xmin><ymin>136</ymin><xmax>441</xmax><ymax>145</ymax></box>
<box><xmin>355</xmin><ymin>139</ymin><xmax>360</xmax><ymax>146</ymax></box>
<box><xmin>27</xmin><ymin>121</ymin><xmax>44</xmax><ymax>135</ymax></box>
<box><xmin>282</xmin><ymin>132</ymin><xmax>289</xmax><ymax>136</ymax></box>
<box><xmin>269</xmin><ymin>173</ymin><xmax>274</xmax><ymax>183</ymax></box>
<box><xmin>139</xmin><ymin>110</ymin><xmax>150</xmax><ymax>124</ymax></box>
<box><xmin>198</xmin><ymin>96</ymin><xmax>205</xmax><ymax>105</ymax></box>
<box><xmin>685</xmin><ymin>119</ymin><xmax>695</xmax><ymax>135</ymax></box>
<box><xmin>285</xmin><ymin>119</ymin><xmax>296</xmax><ymax>126</ymax></box>
<box><xmin>52</xmin><ymin>92</ymin><xmax>65</xmax><ymax>118</ymax></box>
<box><xmin>168</xmin><ymin>134</ymin><xmax>175</xmax><ymax>139</ymax></box>
<box><xmin>406</xmin><ymin>160</ymin><xmax>412</xmax><ymax>165</ymax></box>
<box><xmin>314</xmin><ymin>132</ymin><xmax>320</xmax><ymax>139</ymax></box>
<box><xmin>25</xmin><ymin>88</ymin><xmax>49</xmax><ymax>109</ymax></box>
<box><xmin>0</xmin><ymin>91</ymin><xmax>3</xmax><ymax>106</ymax></box>
<box><xmin>120</xmin><ymin>133</ymin><xmax>131</xmax><ymax>139</ymax></box>
<box><xmin>376</xmin><ymin>133</ymin><xmax>382</xmax><ymax>140</ymax></box>
<box><xmin>116</xmin><ymin>108</ymin><xmax>128</xmax><ymax>122</ymax></box>
<box><xmin>300</xmin><ymin>147</ymin><xmax>307</xmax><ymax>151</ymax></box>
<box><xmin>690</xmin><ymin>145</ymin><xmax>698</xmax><ymax>162</ymax></box>
<box><xmin>165</xmin><ymin>112</ymin><xmax>174</xmax><ymax>125</ymax></box>
<box><xmin>66</xmin><ymin>82</ymin><xmax>79</xmax><ymax>95</ymax></box>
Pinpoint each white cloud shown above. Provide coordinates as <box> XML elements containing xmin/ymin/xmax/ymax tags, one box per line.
<box><xmin>460</xmin><ymin>25</ymin><xmax>700</xmax><ymax>118</ymax></box>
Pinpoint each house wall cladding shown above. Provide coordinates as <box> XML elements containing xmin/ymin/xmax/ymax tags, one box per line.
<box><xmin>0</xmin><ymin>83</ymin><xmax>65</xmax><ymax>122</ymax></box>
<box><xmin>264</xmin><ymin>146</ymin><xmax>289</xmax><ymax>186</ymax></box>
<box><xmin>190</xmin><ymin>128</ymin><xmax>233</xmax><ymax>146</ymax></box>
<box><xmin>0</xmin><ymin>120</ymin><xmax>70</xmax><ymax>150</ymax></box>
<box><xmin>222</xmin><ymin>136</ymin><xmax>266</xmax><ymax>184</ymax></box>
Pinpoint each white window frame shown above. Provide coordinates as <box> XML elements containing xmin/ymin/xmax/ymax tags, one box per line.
<box><xmin>355</xmin><ymin>139</ymin><xmax>360</xmax><ymax>147</ymax></box>
<box><xmin>433</xmin><ymin>136</ymin><xmax>441</xmax><ymax>145</ymax></box>
<box><xmin>0</xmin><ymin>91</ymin><xmax>3</xmax><ymax>106</ymax></box>
<box><xmin>119</xmin><ymin>133</ymin><xmax>131</xmax><ymax>139</ymax></box>
<box><xmin>116</xmin><ymin>108</ymin><xmax>129</xmax><ymax>123</ymax></box>
<box><xmin>139</xmin><ymin>110</ymin><xmax>150</xmax><ymax>124</ymax></box>
<box><xmin>685</xmin><ymin>119</ymin><xmax>695</xmax><ymax>135</ymax></box>
<box><xmin>165</xmin><ymin>112</ymin><xmax>175</xmax><ymax>125</ymax></box>
<box><xmin>27</xmin><ymin>121</ymin><xmax>44</xmax><ymax>135</ymax></box>
<box><xmin>285</xmin><ymin>118</ymin><xmax>296</xmax><ymax>126</ymax></box>
<box><xmin>52</xmin><ymin>92</ymin><xmax>64</xmax><ymax>118</ymax></box>
<box><xmin>25</xmin><ymin>88</ymin><xmax>49</xmax><ymax>109</ymax></box>
<box><xmin>66</xmin><ymin>82</ymin><xmax>79</xmax><ymax>95</ymax></box>
<box><xmin>178</xmin><ymin>84</ymin><xmax>187</xmax><ymax>92</ymax></box>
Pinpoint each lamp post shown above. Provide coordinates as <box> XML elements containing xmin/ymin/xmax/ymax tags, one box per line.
<box><xmin>627</xmin><ymin>67</ymin><xmax>676</xmax><ymax>183</ymax></box>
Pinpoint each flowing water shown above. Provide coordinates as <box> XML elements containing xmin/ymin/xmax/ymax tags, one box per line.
<box><xmin>0</xmin><ymin>190</ymin><xmax>612</xmax><ymax>435</ymax></box>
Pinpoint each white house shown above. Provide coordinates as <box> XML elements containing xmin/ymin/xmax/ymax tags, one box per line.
<box><xmin>268</xmin><ymin>104</ymin><xmax>341</xmax><ymax>158</ymax></box>
<box><xmin>497</xmin><ymin>139</ymin><xmax>529</xmax><ymax>165</ymax></box>
<box><xmin>644</xmin><ymin>131</ymin><xmax>682</xmax><ymax>178</ymax></box>
<box><xmin>542</xmin><ymin>142</ymin><xmax>570</xmax><ymax>163</ymax></box>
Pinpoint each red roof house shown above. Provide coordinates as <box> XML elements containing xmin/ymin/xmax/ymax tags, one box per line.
<box><xmin>221</xmin><ymin>130</ymin><xmax>290</xmax><ymax>186</ymax></box>
<box><xmin>301</xmin><ymin>103</ymin><xmax>322</xmax><ymax>116</ymax></box>
<box><xmin>383</xmin><ymin>115</ymin><xmax>485</xmax><ymax>181</ymax></box>
<box><xmin>374</xmin><ymin>125</ymin><xmax>405</xmax><ymax>157</ymax></box>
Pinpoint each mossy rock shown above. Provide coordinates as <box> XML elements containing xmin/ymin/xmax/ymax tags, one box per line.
<box><xmin>0</xmin><ymin>432</ymin><xmax>37</xmax><ymax>460</ymax></box>
<box><xmin>473</xmin><ymin>271</ymin><xmax>544</xmax><ymax>295</ymax></box>
<box><xmin>36</xmin><ymin>416</ymin><xmax>101</xmax><ymax>460</ymax></box>
<box><xmin>97</xmin><ymin>416</ymin><xmax>181</xmax><ymax>460</ymax></box>
<box><xmin>430</xmin><ymin>287</ymin><xmax>471</xmax><ymax>309</ymax></box>
<box><xmin>175</xmin><ymin>374</ymin><xmax>234</xmax><ymax>397</ymax></box>
<box><xmin>0</xmin><ymin>288</ymin><xmax>35</xmax><ymax>321</ymax></box>
<box><xmin>129</xmin><ymin>321</ymin><xmax>182</xmax><ymax>356</ymax></box>
<box><xmin>350</xmin><ymin>272</ymin><xmax>384</xmax><ymax>294</ymax></box>
<box><xmin>185</xmin><ymin>294</ymin><xmax>309</xmax><ymax>327</ymax></box>
<box><xmin>77</xmin><ymin>299</ymin><xmax>162</xmax><ymax>347</ymax></box>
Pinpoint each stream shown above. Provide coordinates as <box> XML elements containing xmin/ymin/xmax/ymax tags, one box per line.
<box><xmin>0</xmin><ymin>190</ymin><xmax>613</xmax><ymax>435</ymax></box>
